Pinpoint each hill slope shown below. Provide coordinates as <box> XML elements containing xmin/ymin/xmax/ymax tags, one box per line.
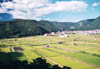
<box><xmin>73</xmin><ymin>16</ymin><xmax>100</xmax><ymax>30</ymax></box>
<box><xmin>0</xmin><ymin>19</ymin><xmax>57</xmax><ymax>38</ymax></box>
<box><xmin>0</xmin><ymin>16</ymin><xmax>100</xmax><ymax>38</ymax></box>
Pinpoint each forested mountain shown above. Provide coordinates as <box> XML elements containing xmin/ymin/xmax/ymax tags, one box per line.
<box><xmin>73</xmin><ymin>19</ymin><xmax>95</xmax><ymax>30</ymax></box>
<box><xmin>0</xmin><ymin>19</ymin><xmax>56</xmax><ymax>38</ymax></box>
<box><xmin>0</xmin><ymin>16</ymin><xmax>100</xmax><ymax>38</ymax></box>
<box><xmin>90</xmin><ymin>17</ymin><xmax>100</xmax><ymax>29</ymax></box>
<box><xmin>73</xmin><ymin>17</ymin><xmax>100</xmax><ymax>30</ymax></box>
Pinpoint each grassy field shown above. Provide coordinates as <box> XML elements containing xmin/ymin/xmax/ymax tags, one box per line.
<box><xmin>0</xmin><ymin>34</ymin><xmax>100</xmax><ymax>69</ymax></box>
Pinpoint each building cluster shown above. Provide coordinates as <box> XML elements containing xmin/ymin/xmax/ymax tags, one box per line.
<box><xmin>44</xmin><ymin>32</ymin><xmax>68</xmax><ymax>37</ymax></box>
<box><xmin>57</xmin><ymin>29</ymin><xmax>100</xmax><ymax>35</ymax></box>
<box><xmin>44</xmin><ymin>29</ymin><xmax>100</xmax><ymax>37</ymax></box>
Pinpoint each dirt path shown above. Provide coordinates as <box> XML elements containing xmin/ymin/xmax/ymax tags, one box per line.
<box><xmin>50</xmin><ymin>47</ymin><xmax>100</xmax><ymax>69</ymax></box>
<box><xmin>44</xmin><ymin>56</ymin><xmax>63</xmax><ymax>67</ymax></box>
<box><xmin>45</xmin><ymin>55</ymin><xmax>100</xmax><ymax>69</ymax></box>
<box><xmin>67</xmin><ymin>56</ymin><xmax>100</xmax><ymax>69</ymax></box>
<box><xmin>54</xmin><ymin>46</ymin><xmax>79</xmax><ymax>53</ymax></box>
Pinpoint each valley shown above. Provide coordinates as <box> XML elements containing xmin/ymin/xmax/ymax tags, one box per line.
<box><xmin>0</xmin><ymin>34</ymin><xmax>100</xmax><ymax>69</ymax></box>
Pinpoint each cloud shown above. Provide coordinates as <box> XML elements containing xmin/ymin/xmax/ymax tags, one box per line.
<box><xmin>35</xmin><ymin>1</ymin><xmax>88</xmax><ymax>17</ymax></box>
<box><xmin>0</xmin><ymin>0</ymin><xmax>88</xmax><ymax>20</ymax></box>
<box><xmin>92</xmin><ymin>3</ymin><xmax>100</xmax><ymax>6</ymax></box>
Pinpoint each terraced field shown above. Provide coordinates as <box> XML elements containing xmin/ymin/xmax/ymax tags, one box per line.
<box><xmin>0</xmin><ymin>34</ymin><xmax>100</xmax><ymax>69</ymax></box>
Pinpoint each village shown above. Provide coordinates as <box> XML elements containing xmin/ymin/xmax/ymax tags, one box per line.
<box><xmin>44</xmin><ymin>29</ymin><xmax>100</xmax><ymax>37</ymax></box>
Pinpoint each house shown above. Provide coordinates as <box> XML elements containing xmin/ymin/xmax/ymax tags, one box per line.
<box><xmin>51</xmin><ymin>32</ymin><xmax>55</xmax><ymax>35</ymax></box>
<box><xmin>59</xmin><ymin>34</ymin><xmax>68</xmax><ymax>37</ymax></box>
<box><xmin>13</xmin><ymin>47</ymin><xmax>24</xmax><ymax>52</ymax></box>
<box><xmin>44</xmin><ymin>33</ymin><xmax>51</xmax><ymax>36</ymax></box>
<box><xmin>44</xmin><ymin>45</ymin><xmax>50</xmax><ymax>48</ymax></box>
<box><xmin>44</xmin><ymin>32</ymin><xmax>56</xmax><ymax>36</ymax></box>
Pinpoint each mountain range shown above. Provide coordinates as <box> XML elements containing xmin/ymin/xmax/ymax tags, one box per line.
<box><xmin>0</xmin><ymin>16</ymin><xmax>100</xmax><ymax>38</ymax></box>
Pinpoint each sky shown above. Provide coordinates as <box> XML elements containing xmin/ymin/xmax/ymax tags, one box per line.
<box><xmin>0</xmin><ymin>0</ymin><xmax>100</xmax><ymax>22</ymax></box>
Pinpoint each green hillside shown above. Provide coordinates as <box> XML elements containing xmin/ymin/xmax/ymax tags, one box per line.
<box><xmin>0</xmin><ymin>19</ymin><xmax>75</xmax><ymax>38</ymax></box>
<box><xmin>0</xmin><ymin>16</ymin><xmax>100</xmax><ymax>38</ymax></box>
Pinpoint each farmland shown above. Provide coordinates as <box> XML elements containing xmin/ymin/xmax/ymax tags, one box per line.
<box><xmin>0</xmin><ymin>34</ymin><xmax>100</xmax><ymax>69</ymax></box>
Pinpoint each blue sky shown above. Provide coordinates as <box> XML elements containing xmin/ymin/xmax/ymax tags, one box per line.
<box><xmin>0</xmin><ymin>0</ymin><xmax>100</xmax><ymax>22</ymax></box>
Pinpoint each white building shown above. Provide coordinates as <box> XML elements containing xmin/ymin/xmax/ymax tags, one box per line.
<box><xmin>59</xmin><ymin>34</ymin><xmax>68</xmax><ymax>37</ymax></box>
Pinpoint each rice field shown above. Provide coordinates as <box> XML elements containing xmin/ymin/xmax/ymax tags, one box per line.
<box><xmin>0</xmin><ymin>34</ymin><xmax>100</xmax><ymax>69</ymax></box>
